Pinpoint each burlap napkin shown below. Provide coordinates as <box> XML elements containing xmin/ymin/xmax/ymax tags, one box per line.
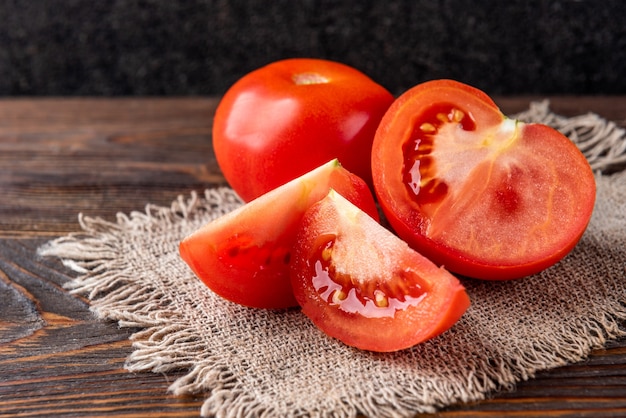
<box><xmin>39</xmin><ymin>101</ymin><xmax>626</xmax><ymax>417</ymax></box>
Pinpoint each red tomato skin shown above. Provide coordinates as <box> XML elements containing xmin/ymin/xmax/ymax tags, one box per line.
<box><xmin>213</xmin><ymin>58</ymin><xmax>394</xmax><ymax>202</ymax></box>
<box><xmin>291</xmin><ymin>191</ymin><xmax>470</xmax><ymax>352</ymax></box>
<box><xmin>372</xmin><ymin>79</ymin><xmax>596</xmax><ymax>280</ymax></box>
<box><xmin>179</xmin><ymin>160</ymin><xmax>379</xmax><ymax>309</ymax></box>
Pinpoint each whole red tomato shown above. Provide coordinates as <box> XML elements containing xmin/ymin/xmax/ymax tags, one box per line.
<box><xmin>371</xmin><ymin>79</ymin><xmax>596</xmax><ymax>280</ymax></box>
<box><xmin>213</xmin><ymin>58</ymin><xmax>394</xmax><ymax>202</ymax></box>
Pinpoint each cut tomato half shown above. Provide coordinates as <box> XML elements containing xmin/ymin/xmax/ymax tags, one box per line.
<box><xmin>372</xmin><ymin>79</ymin><xmax>596</xmax><ymax>280</ymax></box>
<box><xmin>290</xmin><ymin>190</ymin><xmax>470</xmax><ymax>352</ymax></box>
<box><xmin>179</xmin><ymin>159</ymin><xmax>379</xmax><ymax>309</ymax></box>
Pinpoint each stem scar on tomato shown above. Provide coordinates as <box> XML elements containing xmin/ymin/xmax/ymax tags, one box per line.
<box><xmin>292</xmin><ymin>72</ymin><xmax>330</xmax><ymax>85</ymax></box>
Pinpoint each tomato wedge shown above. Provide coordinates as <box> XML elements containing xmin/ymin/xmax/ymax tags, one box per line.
<box><xmin>179</xmin><ymin>159</ymin><xmax>379</xmax><ymax>309</ymax></box>
<box><xmin>372</xmin><ymin>79</ymin><xmax>596</xmax><ymax>280</ymax></box>
<box><xmin>290</xmin><ymin>190</ymin><xmax>470</xmax><ymax>352</ymax></box>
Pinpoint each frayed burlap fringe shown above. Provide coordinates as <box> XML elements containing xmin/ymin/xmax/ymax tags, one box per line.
<box><xmin>514</xmin><ymin>100</ymin><xmax>626</xmax><ymax>172</ymax></box>
<box><xmin>39</xmin><ymin>102</ymin><xmax>626</xmax><ymax>418</ymax></box>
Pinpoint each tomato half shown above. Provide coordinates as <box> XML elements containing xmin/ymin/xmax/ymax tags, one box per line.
<box><xmin>372</xmin><ymin>79</ymin><xmax>596</xmax><ymax>280</ymax></box>
<box><xmin>291</xmin><ymin>190</ymin><xmax>470</xmax><ymax>352</ymax></box>
<box><xmin>213</xmin><ymin>58</ymin><xmax>394</xmax><ymax>202</ymax></box>
<box><xmin>179</xmin><ymin>160</ymin><xmax>379</xmax><ymax>309</ymax></box>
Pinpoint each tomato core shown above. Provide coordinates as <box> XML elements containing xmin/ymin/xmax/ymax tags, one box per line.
<box><xmin>402</xmin><ymin>103</ymin><xmax>479</xmax><ymax>204</ymax></box>
<box><xmin>402</xmin><ymin>104</ymin><xmax>524</xmax><ymax>234</ymax></box>
<box><xmin>307</xmin><ymin>233</ymin><xmax>429</xmax><ymax>319</ymax></box>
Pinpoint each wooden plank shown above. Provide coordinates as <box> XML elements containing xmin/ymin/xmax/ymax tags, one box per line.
<box><xmin>0</xmin><ymin>238</ymin><xmax>205</xmax><ymax>417</ymax></box>
<box><xmin>1</xmin><ymin>98</ymin><xmax>625</xmax><ymax>417</ymax></box>
<box><xmin>0</xmin><ymin>98</ymin><xmax>225</xmax><ymax>237</ymax></box>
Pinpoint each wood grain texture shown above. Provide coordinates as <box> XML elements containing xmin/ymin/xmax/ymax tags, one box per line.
<box><xmin>1</xmin><ymin>97</ymin><xmax>625</xmax><ymax>417</ymax></box>
<box><xmin>0</xmin><ymin>98</ymin><xmax>225</xmax><ymax>237</ymax></box>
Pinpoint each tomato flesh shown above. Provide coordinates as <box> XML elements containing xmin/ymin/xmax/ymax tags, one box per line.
<box><xmin>291</xmin><ymin>190</ymin><xmax>470</xmax><ymax>352</ymax></box>
<box><xmin>179</xmin><ymin>159</ymin><xmax>379</xmax><ymax>309</ymax></box>
<box><xmin>372</xmin><ymin>79</ymin><xmax>596</xmax><ymax>280</ymax></box>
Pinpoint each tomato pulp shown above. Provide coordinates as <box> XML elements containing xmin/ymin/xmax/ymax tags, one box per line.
<box><xmin>291</xmin><ymin>190</ymin><xmax>470</xmax><ymax>352</ymax></box>
<box><xmin>372</xmin><ymin>79</ymin><xmax>596</xmax><ymax>280</ymax></box>
<box><xmin>179</xmin><ymin>160</ymin><xmax>379</xmax><ymax>309</ymax></box>
<box><xmin>213</xmin><ymin>58</ymin><xmax>394</xmax><ymax>202</ymax></box>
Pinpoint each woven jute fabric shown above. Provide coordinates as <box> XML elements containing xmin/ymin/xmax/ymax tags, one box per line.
<box><xmin>39</xmin><ymin>101</ymin><xmax>626</xmax><ymax>417</ymax></box>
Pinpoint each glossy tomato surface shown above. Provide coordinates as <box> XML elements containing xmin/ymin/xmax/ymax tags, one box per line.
<box><xmin>179</xmin><ymin>160</ymin><xmax>379</xmax><ymax>309</ymax></box>
<box><xmin>213</xmin><ymin>58</ymin><xmax>394</xmax><ymax>202</ymax></box>
<box><xmin>291</xmin><ymin>190</ymin><xmax>470</xmax><ymax>352</ymax></box>
<box><xmin>372</xmin><ymin>79</ymin><xmax>596</xmax><ymax>280</ymax></box>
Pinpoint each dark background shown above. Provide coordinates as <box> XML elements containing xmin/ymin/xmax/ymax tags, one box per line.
<box><xmin>1</xmin><ymin>0</ymin><xmax>624</xmax><ymax>97</ymax></box>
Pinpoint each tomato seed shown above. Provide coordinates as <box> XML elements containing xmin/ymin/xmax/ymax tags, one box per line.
<box><xmin>436</xmin><ymin>112</ymin><xmax>450</xmax><ymax>123</ymax></box>
<box><xmin>331</xmin><ymin>289</ymin><xmax>347</xmax><ymax>304</ymax></box>
<box><xmin>451</xmin><ymin>108</ymin><xmax>465</xmax><ymax>123</ymax></box>
<box><xmin>374</xmin><ymin>290</ymin><xmax>389</xmax><ymax>308</ymax></box>
<box><xmin>321</xmin><ymin>245</ymin><xmax>332</xmax><ymax>261</ymax></box>
<box><xmin>419</xmin><ymin>122</ymin><xmax>436</xmax><ymax>134</ymax></box>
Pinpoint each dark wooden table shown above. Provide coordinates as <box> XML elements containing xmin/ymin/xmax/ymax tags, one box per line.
<box><xmin>1</xmin><ymin>97</ymin><xmax>625</xmax><ymax>417</ymax></box>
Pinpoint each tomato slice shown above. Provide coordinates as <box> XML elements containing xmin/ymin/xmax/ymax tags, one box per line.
<box><xmin>372</xmin><ymin>79</ymin><xmax>596</xmax><ymax>280</ymax></box>
<box><xmin>179</xmin><ymin>159</ymin><xmax>379</xmax><ymax>309</ymax></box>
<box><xmin>290</xmin><ymin>190</ymin><xmax>470</xmax><ymax>352</ymax></box>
